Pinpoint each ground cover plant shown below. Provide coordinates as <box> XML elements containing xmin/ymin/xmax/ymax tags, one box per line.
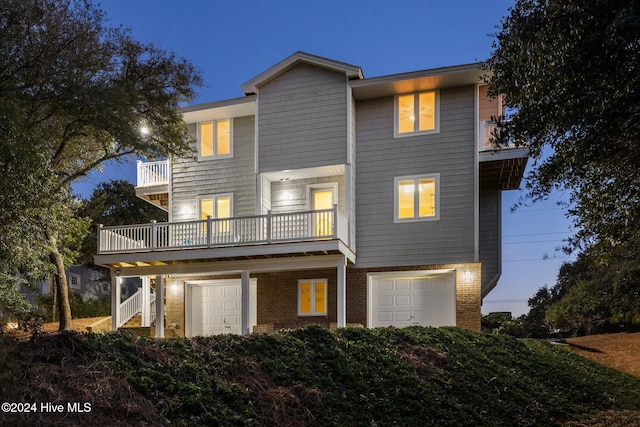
<box><xmin>1</xmin><ymin>326</ymin><xmax>639</xmax><ymax>426</ymax></box>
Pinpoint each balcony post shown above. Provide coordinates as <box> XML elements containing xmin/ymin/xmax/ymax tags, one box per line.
<box><xmin>337</xmin><ymin>256</ymin><xmax>346</xmax><ymax>328</ymax></box>
<box><xmin>207</xmin><ymin>215</ymin><xmax>213</xmax><ymax>247</ymax></box>
<box><xmin>150</xmin><ymin>220</ymin><xmax>157</xmax><ymax>250</ymax></box>
<box><xmin>155</xmin><ymin>275</ymin><xmax>165</xmax><ymax>338</ymax></box>
<box><xmin>266</xmin><ymin>210</ymin><xmax>272</xmax><ymax>243</ymax></box>
<box><xmin>136</xmin><ymin>160</ymin><xmax>142</xmax><ymax>186</ymax></box>
<box><xmin>97</xmin><ymin>224</ymin><xmax>103</xmax><ymax>254</ymax></box>
<box><xmin>241</xmin><ymin>270</ymin><xmax>250</xmax><ymax>335</ymax></box>
<box><xmin>332</xmin><ymin>204</ymin><xmax>338</xmax><ymax>238</ymax></box>
<box><xmin>111</xmin><ymin>271</ymin><xmax>121</xmax><ymax>332</ymax></box>
<box><xmin>141</xmin><ymin>277</ymin><xmax>150</xmax><ymax>327</ymax></box>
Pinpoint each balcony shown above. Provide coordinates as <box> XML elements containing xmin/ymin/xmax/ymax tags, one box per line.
<box><xmin>478</xmin><ymin>121</ymin><xmax>528</xmax><ymax>190</ymax></box>
<box><xmin>97</xmin><ymin>206</ymin><xmax>349</xmax><ymax>257</ymax></box>
<box><xmin>135</xmin><ymin>160</ymin><xmax>169</xmax><ymax>211</ymax></box>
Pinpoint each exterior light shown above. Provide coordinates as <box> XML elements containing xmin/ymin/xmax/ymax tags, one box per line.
<box><xmin>463</xmin><ymin>271</ymin><xmax>472</xmax><ymax>281</ymax></box>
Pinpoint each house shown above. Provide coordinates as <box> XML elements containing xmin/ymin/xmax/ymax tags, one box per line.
<box><xmin>94</xmin><ymin>52</ymin><xmax>527</xmax><ymax>337</ymax></box>
<box><xmin>35</xmin><ymin>266</ymin><xmax>138</xmax><ymax>302</ymax></box>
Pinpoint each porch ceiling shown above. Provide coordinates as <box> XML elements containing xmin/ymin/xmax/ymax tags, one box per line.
<box><xmin>95</xmin><ymin>240</ymin><xmax>355</xmax><ymax>272</ymax></box>
<box><xmin>261</xmin><ymin>164</ymin><xmax>345</xmax><ymax>182</ymax></box>
<box><xmin>480</xmin><ymin>155</ymin><xmax>528</xmax><ymax>191</ymax></box>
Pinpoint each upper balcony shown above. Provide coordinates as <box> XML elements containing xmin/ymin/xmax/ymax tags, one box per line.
<box><xmin>95</xmin><ymin>206</ymin><xmax>353</xmax><ymax>268</ymax></box>
<box><xmin>478</xmin><ymin>120</ymin><xmax>528</xmax><ymax>191</ymax></box>
<box><xmin>135</xmin><ymin>160</ymin><xmax>169</xmax><ymax>211</ymax></box>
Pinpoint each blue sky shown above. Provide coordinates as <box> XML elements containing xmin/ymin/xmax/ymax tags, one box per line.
<box><xmin>75</xmin><ymin>0</ymin><xmax>575</xmax><ymax>316</ymax></box>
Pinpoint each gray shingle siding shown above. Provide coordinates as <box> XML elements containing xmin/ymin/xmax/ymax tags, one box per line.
<box><xmin>257</xmin><ymin>63</ymin><xmax>348</xmax><ymax>172</ymax></box>
<box><xmin>354</xmin><ymin>86</ymin><xmax>477</xmax><ymax>268</ymax></box>
<box><xmin>171</xmin><ymin>115</ymin><xmax>256</xmax><ymax>221</ymax></box>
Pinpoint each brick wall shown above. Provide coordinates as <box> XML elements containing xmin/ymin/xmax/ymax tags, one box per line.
<box><xmin>255</xmin><ymin>269</ymin><xmax>337</xmax><ymax>326</ymax></box>
<box><xmin>165</xmin><ymin>263</ymin><xmax>482</xmax><ymax>336</ymax></box>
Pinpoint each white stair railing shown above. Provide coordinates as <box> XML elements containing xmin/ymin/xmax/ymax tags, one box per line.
<box><xmin>119</xmin><ymin>288</ymin><xmax>143</xmax><ymax>327</ymax></box>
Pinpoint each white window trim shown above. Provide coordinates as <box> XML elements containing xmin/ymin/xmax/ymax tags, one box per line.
<box><xmin>197</xmin><ymin>119</ymin><xmax>234</xmax><ymax>160</ymax></box>
<box><xmin>68</xmin><ymin>273</ymin><xmax>81</xmax><ymax>289</ymax></box>
<box><xmin>394</xmin><ymin>90</ymin><xmax>440</xmax><ymax>138</ymax></box>
<box><xmin>198</xmin><ymin>193</ymin><xmax>234</xmax><ymax>219</ymax></box>
<box><xmin>394</xmin><ymin>173</ymin><xmax>440</xmax><ymax>223</ymax></box>
<box><xmin>306</xmin><ymin>182</ymin><xmax>339</xmax><ymax>211</ymax></box>
<box><xmin>297</xmin><ymin>279</ymin><xmax>328</xmax><ymax>316</ymax></box>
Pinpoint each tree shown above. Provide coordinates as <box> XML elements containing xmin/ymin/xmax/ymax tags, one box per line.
<box><xmin>0</xmin><ymin>0</ymin><xmax>201</xmax><ymax>330</ymax></box>
<box><xmin>486</xmin><ymin>1</ymin><xmax>640</xmax><ymax>252</ymax></box>
<box><xmin>77</xmin><ymin>180</ymin><xmax>167</xmax><ymax>267</ymax></box>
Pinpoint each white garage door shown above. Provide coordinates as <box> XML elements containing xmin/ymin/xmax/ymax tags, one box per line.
<box><xmin>370</xmin><ymin>272</ymin><xmax>456</xmax><ymax>328</ymax></box>
<box><xmin>188</xmin><ymin>279</ymin><xmax>256</xmax><ymax>337</ymax></box>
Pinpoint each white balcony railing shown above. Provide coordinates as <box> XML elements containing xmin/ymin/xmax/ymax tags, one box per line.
<box><xmin>136</xmin><ymin>160</ymin><xmax>169</xmax><ymax>187</ymax></box>
<box><xmin>97</xmin><ymin>206</ymin><xmax>348</xmax><ymax>254</ymax></box>
<box><xmin>479</xmin><ymin>120</ymin><xmax>520</xmax><ymax>152</ymax></box>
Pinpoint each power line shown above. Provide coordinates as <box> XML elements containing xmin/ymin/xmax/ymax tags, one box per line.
<box><xmin>503</xmin><ymin>257</ymin><xmax>575</xmax><ymax>263</ymax></box>
<box><xmin>503</xmin><ymin>231</ymin><xmax>571</xmax><ymax>238</ymax></box>
<box><xmin>503</xmin><ymin>239</ymin><xmax>565</xmax><ymax>245</ymax></box>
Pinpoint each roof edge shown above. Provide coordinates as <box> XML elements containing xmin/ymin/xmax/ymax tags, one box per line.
<box><xmin>241</xmin><ymin>51</ymin><xmax>363</xmax><ymax>95</ymax></box>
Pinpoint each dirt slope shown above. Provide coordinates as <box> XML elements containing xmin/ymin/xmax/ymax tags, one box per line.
<box><xmin>564</xmin><ymin>333</ymin><xmax>640</xmax><ymax>378</ymax></box>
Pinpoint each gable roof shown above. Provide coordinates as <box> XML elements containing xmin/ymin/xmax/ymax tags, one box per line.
<box><xmin>241</xmin><ymin>51</ymin><xmax>364</xmax><ymax>95</ymax></box>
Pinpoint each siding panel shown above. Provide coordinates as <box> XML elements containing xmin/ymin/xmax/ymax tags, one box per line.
<box><xmin>355</xmin><ymin>86</ymin><xmax>476</xmax><ymax>268</ymax></box>
<box><xmin>258</xmin><ymin>63</ymin><xmax>348</xmax><ymax>172</ymax></box>
<box><xmin>171</xmin><ymin>116</ymin><xmax>256</xmax><ymax>221</ymax></box>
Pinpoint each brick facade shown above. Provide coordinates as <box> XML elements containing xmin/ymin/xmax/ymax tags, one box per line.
<box><xmin>163</xmin><ymin>263</ymin><xmax>482</xmax><ymax>336</ymax></box>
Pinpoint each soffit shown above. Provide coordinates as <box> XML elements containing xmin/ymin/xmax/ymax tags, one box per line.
<box><xmin>350</xmin><ymin>63</ymin><xmax>489</xmax><ymax>100</ymax></box>
<box><xmin>181</xmin><ymin>95</ymin><xmax>256</xmax><ymax>124</ymax></box>
<box><xmin>261</xmin><ymin>164</ymin><xmax>346</xmax><ymax>182</ymax></box>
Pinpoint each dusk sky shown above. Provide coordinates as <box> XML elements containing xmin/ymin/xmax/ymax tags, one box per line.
<box><xmin>75</xmin><ymin>0</ymin><xmax>576</xmax><ymax>316</ymax></box>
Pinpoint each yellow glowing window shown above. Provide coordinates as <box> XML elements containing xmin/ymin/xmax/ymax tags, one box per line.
<box><xmin>199</xmin><ymin>122</ymin><xmax>214</xmax><ymax>157</ymax></box>
<box><xmin>216</xmin><ymin>196</ymin><xmax>231</xmax><ymax>233</ymax></box>
<box><xmin>216</xmin><ymin>119</ymin><xmax>230</xmax><ymax>155</ymax></box>
<box><xmin>200</xmin><ymin>194</ymin><xmax>233</xmax><ymax>233</ymax></box>
<box><xmin>298</xmin><ymin>279</ymin><xmax>327</xmax><ymax>316</ymax></box>
<box><xmin>395</xmin><ymin>175</ymin><xmax>439</xmax><ymax>221</ymax></box>
<box><xmin>396</xmin><ymin>91</ymin><xmax>437</xmax><ymax>135</ymax></box>
<box><xmin>198</xmin><ymin>119</ymin><xmax>232</xmax><ymax>158</ymax></box>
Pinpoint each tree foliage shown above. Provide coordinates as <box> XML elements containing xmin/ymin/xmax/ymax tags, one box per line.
<box><xmin>0</xmin><ymin>0</ymin><xmax>201</xmax><ymax>329</ymax></box>
<box><xmin>487</xmin><ymin>0</ymin><xmax>640</xmax><ymax>251</ymax></box>
<box><xmin>77</xmin><ymin>180</ymin><xmax>167</xmax><ymax>267</ymax></box>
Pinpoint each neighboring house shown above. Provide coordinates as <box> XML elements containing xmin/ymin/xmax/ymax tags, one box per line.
<box><xmin>94</xmin><ymin>52</ymin><xmax>527</xmax><ymax>337</ymax></box>
<box><xmin>36</xmin><ymin>266</ymin><xmax>136</xmax><ymax>302</ymax></box>
<box><xmin>34</xmin><ymin>266</ymin><xmax>110</xmax><ymax>302</ymax></box>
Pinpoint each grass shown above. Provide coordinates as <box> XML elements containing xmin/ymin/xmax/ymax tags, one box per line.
<box><xmin>1</xmin><ymin>326</ymin><xmax>639</xmax><ymax>426</ymax></box>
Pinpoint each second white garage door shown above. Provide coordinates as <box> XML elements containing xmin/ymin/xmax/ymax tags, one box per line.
<box><xmin>187</xmin><ymin>279</ymin><xmax>256</xmax><ymax>337</ymax></box>
<box><xmin>369</xmin><ymin>272</ymin><xmax>456</xmax><ymax>328</ymax></box>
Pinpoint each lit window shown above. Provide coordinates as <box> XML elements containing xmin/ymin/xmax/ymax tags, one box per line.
<box><xmin>394</xmin><ymin>174</ymin><xmax>439</xmax><ymax>222</ymax></box>
<box><xmin>200</xmin><ymin>194</ymin><xmax>233</xmax><ymax>233</ymax></box>
<box><xmin>198</xmin><ymin>119</ymin><xmax>232</xmax><ymax>158</ymax></box>
<box><xmin>298</xmin><ymin>279</ymin><xmax>327</xmax><ymax>316</ymax></box>
<box><xmin>396</xmin><ymin>91</ymin><xmax>438</xmax><ymax>136</ymax></box>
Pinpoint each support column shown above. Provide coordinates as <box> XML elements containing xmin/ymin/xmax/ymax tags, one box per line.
<box><xmin>241</xmin><ymin>270</ymin><xmax>250</xmax><ymax>335</ymax></box>
<box><xmin>337</xmin><ymin>258</ymin><xmax>347</xmax><ymax>328</ymax></box>
<box><xmin>141</xmin><ymin>276</ymin><xmax>150</xmax><ymax>327</ymax></box>
<box><xmin>111</xmin><ymin>272</ymin><xmax>121</xmax><ymax>331</ymax></box>
<box><xmin>155</xmin><ymin>275</ymin><xmax>165</xmax><ymax>338</ymax></box>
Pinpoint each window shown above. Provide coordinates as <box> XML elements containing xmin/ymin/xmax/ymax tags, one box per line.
<box><xmin>395</xmin><ymin>91</ymin><xmax>438</xmax><ymax>136</ymax></box>
<box><xmin>200</xmin><ymin>194</ymin><xmax>233</xmax><ymax>233</ymax></box>
<box><xmin>68</xmin><ymin>273</ymin><xmax>81</xmax><ymax>289</ymax></box>
<box><xmin>298</xmin><ymin>279</ymin><xmax>327</xmax><ymax>316</ymax></box>
<box><xmin>198</xmin><ymin>119</ymin><xmax>232</xmax><ymax>158</ymax></box>
<box><xmin>394</xmin><ymin>174</ymin><xmax>439</xmax><ymax>222</ymax></box>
